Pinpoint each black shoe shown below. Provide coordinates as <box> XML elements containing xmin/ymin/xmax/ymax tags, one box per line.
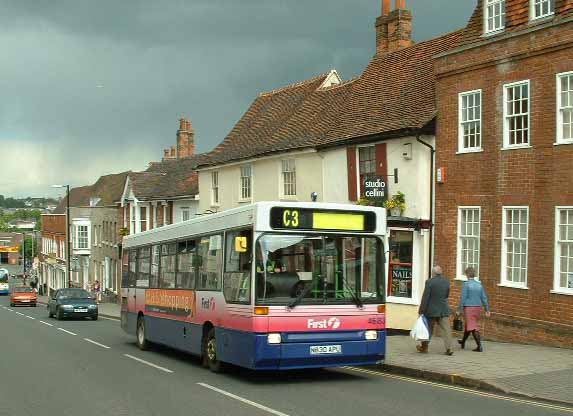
<box><xmin>472</xmin><ymin>331</ymin><xmax>483</xmax><ymax>352</ymax></box>
<box><xmin>458</xmin><ymin>331</ymin><xmax>470</xmax><ymax>349</ymax></box>
<box><xmin>445</xmin><ymin>350</ymin><xmax>454</xmax><ymax>356</ymax></box>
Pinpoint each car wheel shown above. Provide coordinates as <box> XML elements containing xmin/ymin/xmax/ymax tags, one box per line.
<box><xmin>48</xmin><ymin>306</ymin><xmax>53</xmax><ymax>318</ymax></box>
<box><xmin>204</xmin><ymin>328</ymin><xmax>225</xmax><ymax>373</ymax></box>
<box><xmin>136</xmin><ymin>316</ymin><xmax>149</xmax><ymax>350</ymax></box>
<box><xmin>10</xmin><ymin>303</ymin><xmax>14</xmax><ymax>307</ymax></box>
<box><xmin>56</xmin><ymin>308</ymin><xmax>64</xmax><ymax>321</ymax></box>
<box><xmin>92</xmin><ymin>315</ymin><xmax>98</xmax><ymax>321</ymax></box>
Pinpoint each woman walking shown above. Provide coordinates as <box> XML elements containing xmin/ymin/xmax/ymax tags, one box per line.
<box><xmin>457</xmin><ymin>267</ymin><xmax>490</xmax><ymax>352</ymax></box>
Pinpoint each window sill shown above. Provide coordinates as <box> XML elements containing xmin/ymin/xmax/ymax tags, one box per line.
<box><xmin>456</xmin><ymin>148</ymin><xmax>483</xmax><ymax>155</ymax></box>
<box><xmin>501</xmin><ymin>145</ymin><xmax>532</xmax><ymax>151</ymax></box>
<box><xmin>530</xmin><ymin>14</ymin><xmax>554</xmax><ymax>23</ymax></box>
<box><xmin>550</xmin><ymin>290</ymin><xmax>573</xmax><ymax>296</ymax></box>
<box><xmin>498</xmin><ymin>283</ymin><xmax>529</xmax><ymax>290</ymax></box>
<box><xmin>482</xmin><ymin>28</ymin><xmax>505</xmax><ymax>38</ymax></box>
<box><xmin>554</xmin><ymin>141</ymin><xmax>573</xmax><ymax>147</ymax></box>
<box><xmin>238</xmin><ymin>199</ymin><xmax>252</xmax><ymax>204</ymax></box>
<box><xmin>280</xmin><ymin>196</ymin><xmax>298</xmax><ymax>201</ymax></box>
<box><xmin>454</xmin><ymin>277</ymin><xmax>468</xmax><ymax>282</ymax></box>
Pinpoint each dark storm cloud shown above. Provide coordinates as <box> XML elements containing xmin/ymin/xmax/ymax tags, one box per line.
<box><xmin>0</xmin><ymin>0</ymin><xmax>476</xmax><ymax>197</ymax></box>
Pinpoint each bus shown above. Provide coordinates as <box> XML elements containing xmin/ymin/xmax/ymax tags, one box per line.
<box><xmin>0</xmin><ymin>269</ymin><xmax>9</xmax><ymax>295</ymax></box>
<box><xmin>121</xmin><ymin>202</ymin><xmax>386</xmax><ymax>371</ymax></box>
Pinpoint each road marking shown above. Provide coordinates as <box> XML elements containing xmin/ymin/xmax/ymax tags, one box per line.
<box><xmin>340</xmin><ymin>367</ymin><xmax>573</xmax><ymax>413</ymax></box>
<box><xmin>6</xmin><ymin>308</ymin><xmax>13</xmax><ymax>312</ymax></box>
<box><xmin>84</xmin><ymin>338</ymin><xmax>111</xmax><ymax>349</ymax></box>
<box><xmin>39</xmin><ymin>320</ymin><xmax>53</xmax><ymax>327</ymax></box>
<box><xmin>15</xmin><ymin>312</ymin><xmax>25</xmax><ymax>316</ymax></box>
<box><xmin>123</xmin><ymin>354</ymin><xmax>173</xmax><ymax>373</ymax></box>
<box><xmin>57</xmin><ymin>328</ymin><xmax>77</xmax><ymax>336</ymax></box>
<box><xmin>99</xmin><ymin>316</ymin><xmax>120</xmax><ymax>322</ymax></box>
<box><xmin>25</xmin><ymin>315</ymin><xmax>35</xmax><ymax>320</ymax></box>
<box><xmin>197</xmin><ymin>383</ymin><xmax>291</xmax><ymax>416</ymax></box>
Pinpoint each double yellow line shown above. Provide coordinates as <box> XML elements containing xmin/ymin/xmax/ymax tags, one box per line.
<box><xmin>339</xmin><ymin>366</ymin><xmax>573</xmax><ymax>414</ymax></box>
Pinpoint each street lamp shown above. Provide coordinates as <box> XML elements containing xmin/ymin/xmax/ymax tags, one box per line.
<box><xmin>52</xmin><ymin>184</ymin><xmax>70</xmax><ymax>289</ymax></box>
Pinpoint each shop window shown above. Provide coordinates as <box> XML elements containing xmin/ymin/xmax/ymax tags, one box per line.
<box><xmin>388</xmin><ymin>230</ymin><xmax>413</xmax><ymax>298</ymax></box>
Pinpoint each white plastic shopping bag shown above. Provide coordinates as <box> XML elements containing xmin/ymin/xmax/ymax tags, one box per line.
<box><xmin>410</xmin><ymin>315</ymin><xmax>429</xmax><ymax>341</ymax></box>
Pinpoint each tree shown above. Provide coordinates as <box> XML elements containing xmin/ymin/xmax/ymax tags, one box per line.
<box><xmin>19</xmin><ymin>236</ymin><xmax>35</xmax><ymax>264</ymax></box>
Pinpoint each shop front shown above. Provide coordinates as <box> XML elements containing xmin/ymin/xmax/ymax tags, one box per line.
<box><xmin>385</xmin><ymin>218</ymin><xmax>431</xmax><ymax>330</ymax></box>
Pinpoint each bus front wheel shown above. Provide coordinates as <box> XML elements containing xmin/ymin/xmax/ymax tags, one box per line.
<box><xmin>136</xmin><ymin>316</ymin><xmax>149</xmax><ymax>351</ymax></box>
<box><xmin>204</xmin><ymin>328</ymin><xmax>225</xmax><ymax>373</ymax></box>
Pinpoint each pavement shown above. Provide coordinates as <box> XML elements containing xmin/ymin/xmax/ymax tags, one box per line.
<box><xmin>385</xmin><ymin>334</ymin><xmax>573</xmax><ymax>406</ymax></box>
<box><xmin>1</xmin><ymin>296</ymin><xmax>571</xmax><ymax>416</ymax></box>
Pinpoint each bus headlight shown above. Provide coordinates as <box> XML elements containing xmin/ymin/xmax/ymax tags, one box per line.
<box><xmin>365</xmin><ymin>330</ymin><xmax>378</xmax><ymax>340</ymax></box>
<box><xmin>267</xmin><ymin>333</ymin><xmax>282</xmax><ymax>344</ymax></box>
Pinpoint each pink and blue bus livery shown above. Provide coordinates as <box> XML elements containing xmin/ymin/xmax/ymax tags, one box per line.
<box><xmin>121</xmin><ymin>202</ymin><xmax>387</xmax><ymax>371</ymax></box>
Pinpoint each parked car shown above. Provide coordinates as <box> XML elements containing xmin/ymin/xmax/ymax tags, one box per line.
<box><xmin>10</xmin><ymin>286</ymin><xmax>37</xmax><ymax>307</ymax></box>
<box><xmin>47</xmin><ymin>288</ymin><xmax>98</xmax><ymax>320</ymax></box>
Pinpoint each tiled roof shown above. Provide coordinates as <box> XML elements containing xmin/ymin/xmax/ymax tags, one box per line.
<box><xmin>459</xmin><ymin>0</ymin><xmax>573</xmax><ymax>47</ymax></box>
<box><xmin>198</xmin><ymin>30</ymin><xmax>463</xmax><ymax>168</ymax></box>
<box><xmin>318</xmin><ymin>29</ymin><xmax>464</xmax><ymax>146</ymax></box>
<box><xmin>127</xmin><ymin>155</ymin><xmax>204</xmax><ymax>200</ymax></box>
<box><xmin>54</xmin><ymin>172</ymin><xmax>131</xmax><ymax>214</ymax></box>
<box><xmin>198</xmin><ymin>73</ymin><xmax>354</xmax><ymax>167</ymax></box>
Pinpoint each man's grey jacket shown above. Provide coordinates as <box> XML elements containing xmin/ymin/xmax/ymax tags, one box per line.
<box><xmin>419</xmin><ymin>274</ymin><xmax>451</xmax><ymax>318</ymax></box>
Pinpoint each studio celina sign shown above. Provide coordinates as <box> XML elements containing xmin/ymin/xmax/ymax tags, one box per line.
<box><xmin>363</xmin><ymin>176</ymin><xmax>387</xmax><ymax>201</ymax></box>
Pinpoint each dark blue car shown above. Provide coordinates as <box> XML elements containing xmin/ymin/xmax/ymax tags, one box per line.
<box><xmin>47</xmin><ymin>288</ymin><xmax>98</xmax><ymax>320</ymax></box>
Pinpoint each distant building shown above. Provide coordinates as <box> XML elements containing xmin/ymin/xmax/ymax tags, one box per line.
<box><xmin>0</xmin><ymin>233</ymin><xmax>23</xmax><ymax>266</ymax></box>
<box><xmin>7</xmin><ymin>219</ymin><xmax>36</xmax><ymax>231</ymax></box>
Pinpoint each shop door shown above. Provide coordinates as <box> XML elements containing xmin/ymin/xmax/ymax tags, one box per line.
<box><xmin>388</xmin><ymin>230</ymin><xmax>414</xmax><ymax>299</ymax></box>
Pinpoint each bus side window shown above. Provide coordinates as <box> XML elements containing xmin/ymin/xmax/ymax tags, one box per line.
<box><xmin>121</xmin><ymin>250</ymin><xmax>129</xmax><ymax>288</ymax></box>
<box><xmin>128</xmin><ymin>250</ymin><xmax>137</xmax><ymax>288</ymax></box>
<box><xmin>176</xmin><ymin>240</ymin><xmax>196</xmax><ymax>289</ymax></box>
<box><xmin>197</xmin><ymin>234</ymin><xmax>222</xmax><ymax>291</ymax></box>
<box><xmin>150</xmin><ymin>245</ymin><xmax>160</xmax><ymax>288</ymax></box>
<box><xmin>223</xmin><ymin>229</ymin><xmax>252</xmax><ymax>303</ymax></box>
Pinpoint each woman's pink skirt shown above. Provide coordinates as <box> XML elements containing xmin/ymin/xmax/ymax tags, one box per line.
<box><xmin>463</xmin><ymin>306</ymin><xmax>482</xmax><ymax>331</ymax></box>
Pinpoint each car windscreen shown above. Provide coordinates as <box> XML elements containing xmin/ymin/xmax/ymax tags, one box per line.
<box><xmin>14</xmin><ymin>287</ymin><xmax>34</xmax><ymax>293</ymax></box>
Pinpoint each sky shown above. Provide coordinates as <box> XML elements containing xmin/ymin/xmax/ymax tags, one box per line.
<box><xmin>0</xmin><ymin>0</ymin><xmax>476</xmax><ymax>198</ymax></box>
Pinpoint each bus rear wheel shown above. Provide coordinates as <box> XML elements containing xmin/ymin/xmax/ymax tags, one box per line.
<box><xmin>204</xmin><ymin>328</ymin><xmax>225</xmax><ymax>373</ymax></box>
<box><xmin>136</xmin><ymin>316</ymin><xmax>149</xmax><ymax>351</ymax></box>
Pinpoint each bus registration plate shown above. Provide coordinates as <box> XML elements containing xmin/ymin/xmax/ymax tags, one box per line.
<box><xmin>310</xmin><ymin>345</ymin><xmax>342</xmax><ymax>355</ymax></box>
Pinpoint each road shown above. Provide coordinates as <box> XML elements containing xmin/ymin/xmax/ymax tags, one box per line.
<box><xmin>0</xmin><ymin>284</ymin><xmax>571</xmax><ymax>416</ymax></box>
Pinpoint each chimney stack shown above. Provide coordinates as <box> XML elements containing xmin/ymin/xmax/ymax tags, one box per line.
<box><xmin>375</xmin><ymin>0</ymin><xmax>413</xmax><ymax>56</ymax></box>
<box><xmin>176</xmin><ymin>117</ymin><xmax>195</xmax><ymax>159</ymax></box>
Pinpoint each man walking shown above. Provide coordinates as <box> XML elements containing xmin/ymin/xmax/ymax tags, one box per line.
<box><xmin>417</xmin><ymin>265</ymin><xmax>453</xmax><ymax>355</ymax></box>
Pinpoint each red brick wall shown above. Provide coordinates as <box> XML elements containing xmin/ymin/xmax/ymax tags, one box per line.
<box><xmin>435</xmin><ymin>22</ymin><xmax>573</xmax><ymax>348</ymax></box>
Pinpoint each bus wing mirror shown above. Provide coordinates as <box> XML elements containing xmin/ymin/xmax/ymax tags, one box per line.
<box><xmin>235</xmin><ymin>237</ymin><xmax>248</xmax><ymax>253</ymax></box>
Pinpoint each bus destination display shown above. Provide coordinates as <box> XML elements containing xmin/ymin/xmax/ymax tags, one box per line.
<box><xmin>270</xmin><ymin>207</ymin><xmax>376</xmax><ymax>232</ymax></box>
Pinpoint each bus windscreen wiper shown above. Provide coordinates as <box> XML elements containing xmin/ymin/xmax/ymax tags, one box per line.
<box><xmin>288</xmin><ymin>282</ymin><xmax>314</xmax><ymax>309</ymax></box>
<box><xmin>340</xmin><ymin>275</ymin><xmax>363</xmax><ymax>308</ymax></box>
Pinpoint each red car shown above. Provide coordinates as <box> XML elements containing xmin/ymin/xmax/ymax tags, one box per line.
<box><xmin>10</xmin><ymin>287</ymin><xmax>37</xmax><ymax>307</ymax></box>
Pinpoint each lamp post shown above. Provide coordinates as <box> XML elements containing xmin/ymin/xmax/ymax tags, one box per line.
<box><xmin>52</xmin><ymin>185</ymin><xmax>70</xmax><ymax>289</ymax></box>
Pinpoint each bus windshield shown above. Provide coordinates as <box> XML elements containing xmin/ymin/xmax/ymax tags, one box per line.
<box><xmin>255</xmin><ymin>234</ymin><xmax>384</xmax><ymax>306</ymax></box>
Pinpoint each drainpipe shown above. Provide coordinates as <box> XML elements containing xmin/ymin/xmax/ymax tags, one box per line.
<box><xmin>416</xmin><ymin>134</ymin><xmax>435</xmax><ymax>279</ymax></box>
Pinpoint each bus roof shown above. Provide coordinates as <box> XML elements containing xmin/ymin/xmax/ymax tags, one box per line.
<box><xmin>123</xmin><ymin>201</ymin><xmax>386</xmax><ymax>249</ymax></box>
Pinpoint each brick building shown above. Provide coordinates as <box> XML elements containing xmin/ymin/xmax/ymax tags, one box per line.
<box><xmin>434</xmin><ymin>0</ymin><xmax>573</xmax><ymax>347</ymax></box>
<box><xmin>39</xmin><ymin>214</ymin><xmax>67</xmax><ymax>294</ymax></box>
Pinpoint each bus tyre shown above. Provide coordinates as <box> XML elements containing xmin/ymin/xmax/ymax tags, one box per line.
<box><xmin>136</xmin><ymin>316</ymin><xmax>149</xmax><ymax>351</ymax></box>
<box><xmin>204</xmin><ymin>328</ymin><xmax>225</xmax><ymax>373</ymax></box>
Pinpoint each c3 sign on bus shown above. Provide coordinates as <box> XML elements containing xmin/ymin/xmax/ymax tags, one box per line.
<box><xmin>145</xmin><ymin>289</ymin><xmax>195</xmax><ymax>318</ymax></box>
